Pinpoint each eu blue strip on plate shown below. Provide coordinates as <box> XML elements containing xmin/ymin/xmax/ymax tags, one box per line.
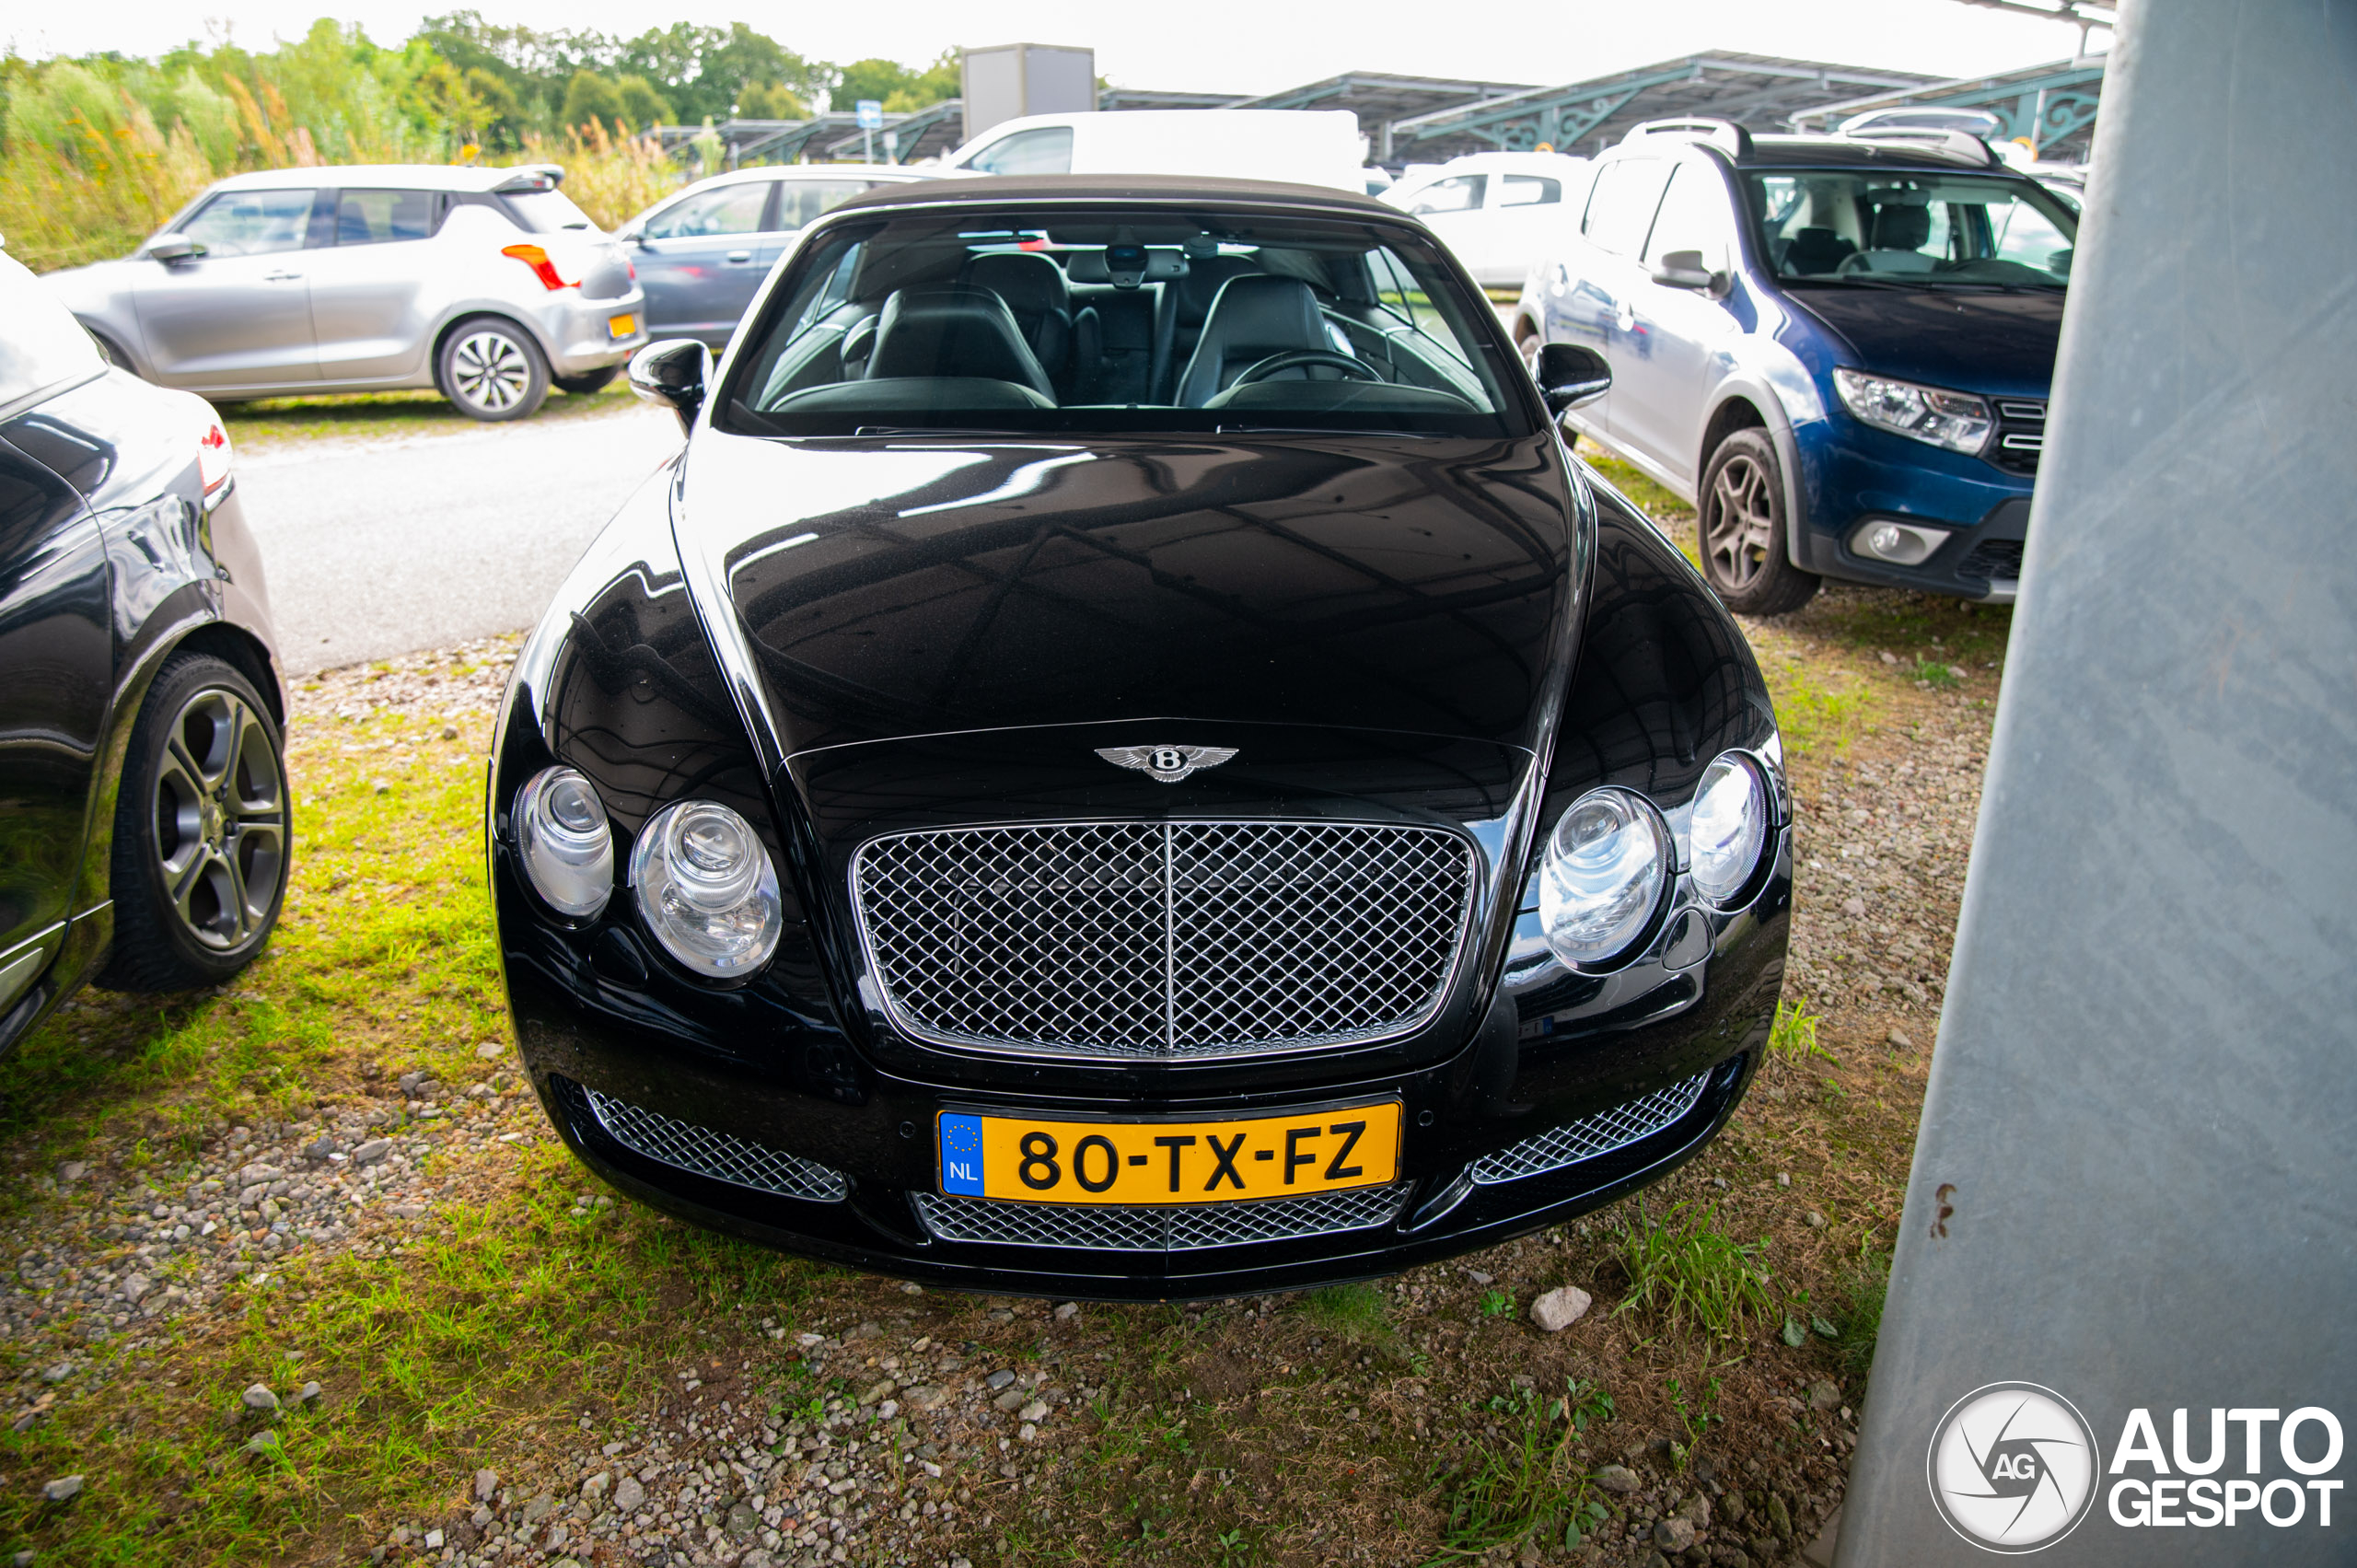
<box><xmin>937</xmin><ymin>1113</ymin><xmax>985</xmax><ymax>1195</ymax></box>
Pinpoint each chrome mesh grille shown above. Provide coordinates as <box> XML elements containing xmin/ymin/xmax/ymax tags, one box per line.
<box><xmin>575</xmin><ymin>1080</ymin><xmax>848</xmax><ymax>1202</ymax></box>
<box><xmin>913</xmin><ymin>1184</ymin><xmax>1409</xmax><ymax>1251</ymax></box>
<box><xmin>852</xmin><ymin>821</ymin><xmax>1475</xmax><ymax>1060</ymax></box>
<box><xmin>1469</xmin><ymin>1073</ymin><xmax>1711</xmax><ymax>1185</ymax></box>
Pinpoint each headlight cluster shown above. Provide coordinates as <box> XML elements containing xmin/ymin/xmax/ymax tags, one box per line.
<box><xmin>630</xmin><ymin>799</ymin><xmax>784</xmax><ymax>978</ymax></box>
<box><xmin>515</xmin><ymin>768</ymin><xmax>783</xmax><ymax>980</ymax></box>
<box><xmin>1831</xmin><ymin>367</ymin><xmax>1992</xmax><ymax>455</ymax></box>
<box><xmin>516</xmin><ymin>768</ymin><xmax>613</xmax><ymax>917</ymax></box>
<box><xmin>1538</xmin><ymin>750</ymin><xmax>1774</xmax><ymax>970</ymax></box>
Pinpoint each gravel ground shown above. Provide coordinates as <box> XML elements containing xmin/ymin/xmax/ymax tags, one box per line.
<box><xmin>1</xmin><ymin>601</ymin><xmax>2003</xmax><ymax>1566</ymax></box>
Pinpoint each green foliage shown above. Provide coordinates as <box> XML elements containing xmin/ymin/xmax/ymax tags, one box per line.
<box><xmin>1614</xmin><ymin>1201</ymin><xmax>1776</xmax><ymax>1340</ymax></box>
<box><xmin>1665</xmin><ymin>1376</ymin><xmax>1722</xmax><ymax>1469</ymax></box>
<box><xmin>1478</xmin><ymin>1287</ymin><xmax>1514</xmax><ymax>1318</ymax></box>
<box><xmin>1303</xmin><ymin>1282</ymin><xmax>1390</xmax><ymax>1339</ymax></box>
<box><xmin>1426</xmin><ymin>1378</ymin><xmax>1615</xmax><ymax>1562</ymax></box>
<box><xmin>1831</xmin><ymin>1237</ymin><xmax>1892</xmax><ymax>1385</ymax></box>
<box><xmin>736</xmin><ymin>81</ymin><xmax>807</xmax><ymax>121</ymax></box>
<box><xmin>1909</xmin><ymin>655</ymin><xmax>1962</xmax><ymax>689</ymax></box>
<box><xmin>557</xmin><ymin>68</ymin><xmax>622</xmax><ymax>134</ymax></box>
<box><xmin>837</xmin><ymin>49</ymin><xmax>961</xmax><ymax>113</ymax></box>
<box><xmin>1768</xmin><ymin>996</ymin><xmax>1833</xmax><ymax>1063</ymax></box>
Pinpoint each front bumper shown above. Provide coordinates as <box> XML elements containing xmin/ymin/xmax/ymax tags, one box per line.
<box><xmin>1794</xmin><ymin>413</ymin><xmax>2035</xmax><ymax>600</ymax></box>
<box><xmin>500</xmin><ymin>829</ymin><xmax>1789</xmax><ymax>1299</ymax></box>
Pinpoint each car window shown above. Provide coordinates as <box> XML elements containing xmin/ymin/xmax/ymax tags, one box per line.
<box><xmin>1581</xmin><ymin>158</ymin><xmax>1671</xmax><ymax>257</ymax></box>
<box><xmin>1744</xmin><ymin>170</ymin><xmax>2076</xmax><ymax>285</ymax></box>
<box><xmin>1497</xmin><ymin>174</ymin><xmax>1562</xmax><ymax>207</ymax></box>
<box><xmin>722</xmin><ymin>205</ymin><xmax>1529</xmax><ymax>439</ymax></box>
<box><xmin>500</xmin><ymin>189</ymin><xmax>598</xmax><ymax>233</ymax></box>
<box><xmin>0</xmin><ymin>253</ymin><xmax>103</xmax><ymax>410</ymax></box>
<box><xmin>1406</xmin><ymin>174</ymin><xmax>1486</xmax><ymax>215</ymax></box>
<box><xmin>1643</xmin><ymin>163</ymin><xmax>1735</xmax><ymax>273</ymax></box>
<box><xmin>963</xmin><ymin>128</ymin><xmax>1074</xmax><ymax>176</ymax></box>
<box><xmin>645</xmin><ymin>182</ymin><xmax>771</xmax><ymax>240</ymax></box>
<box><xmin>335</xmin><ymin>189</ymin><xmax>437</xmax><ymax>246</ymax></box>
<box><xmin>177</xmin><ymin>189</ymin><xmax>317</xmax><ymax>257</ymax></box>
<box><xmin>775</xmin><ymin>180</ymin><xmax>874</xmax><ymax>231</ymax></box>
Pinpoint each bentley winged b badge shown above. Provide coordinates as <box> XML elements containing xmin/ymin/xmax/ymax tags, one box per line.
<box><xmin>1096</xmin><ymin>744</ymin><xmax>1238</xmax><ymax>784</ymax></box>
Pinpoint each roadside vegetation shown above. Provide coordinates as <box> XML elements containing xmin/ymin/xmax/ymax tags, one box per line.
<box><xmin>1</xmin><ymin>18</ymin><xmax>963</xmax><ymax>272</ymax></box>
<box><xmin>0</xmin><ymin>580</ymin><xmax>2003</xmax><ymax>1564</ymax></box>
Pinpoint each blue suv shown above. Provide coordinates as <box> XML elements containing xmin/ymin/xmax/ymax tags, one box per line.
<box><xmin>1511</xmin><ymin>120</ymin><xmax>2076</xmax><ymax>613</ymax></box>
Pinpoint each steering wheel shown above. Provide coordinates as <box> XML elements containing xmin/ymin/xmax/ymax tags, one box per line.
<box><xmin>1231</xmin><ymin>350</ymin><xmax>1383</xmax><ymax>387</ymax></box>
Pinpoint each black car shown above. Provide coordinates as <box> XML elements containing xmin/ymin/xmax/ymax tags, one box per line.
<box><xmin>0</xmin><ymin>251</ymin><xmax>290</xmax><ymax>1051</ymax></box>
<box><xmin>489</xmin><ymin>176</ymin><xmax>1791</xmax><ymax>1298</ymax></box>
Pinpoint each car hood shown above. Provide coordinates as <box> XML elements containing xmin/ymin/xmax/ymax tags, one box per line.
<box><xmin>673</xmin><ymin>430</ymin><xmax>1580</xmax><ymax>762</ymax></box>
<box><xmin>1784</xmin><ymin>285</ymin><xmax>2063</xmax><ymax>398</ymax></box>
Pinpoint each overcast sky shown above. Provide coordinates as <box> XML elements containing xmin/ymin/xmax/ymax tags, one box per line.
<box><xmin>10</xmin><ymin>2</ymin><xmax>2105</xmax><ymax>94</ymax></box>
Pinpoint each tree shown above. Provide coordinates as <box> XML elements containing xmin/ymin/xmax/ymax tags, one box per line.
<box><xmin>462</xmin><ymin>65</ymin><xmax>524</xmax><ymax>148</ymax></box>
<box><xmin>558</xmin><ymin>69</ymin><xmax>622</xmax><ymax>134</ymax></box>
<box><xmin>613</xmin><ymin>74</ymin><xmax>672</xmax><ymax>130</ymax></box>
<box><xmin>736</xmin><ymin>81</ymin><xmax>806</xmax><ymax>121</ymax></box>
<box><xmin>886</xmin><ymin>50</ymin><xmax>960</xmax><ymax>113</ymax></box>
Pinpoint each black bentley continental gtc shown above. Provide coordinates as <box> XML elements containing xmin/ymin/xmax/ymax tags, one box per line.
<box><xmin>489</xmin><ymin>176</ymin><xmax>1790</xmax><ymax>1297</ymax></box>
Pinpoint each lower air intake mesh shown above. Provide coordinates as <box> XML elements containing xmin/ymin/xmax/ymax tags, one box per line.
<box><xmin>913</xmin><ymin>1184</ymin><xmax>1409</xmax><ymax>1251</ymax></box>
<box><xmin>565</xmin><ymin>1078</ymin><xmax>848</xmax><ymax>1202</ymax></box>
<box><xmin>1469</xmin><ymin>1072</ymin><xmax>1711</xmax><ymax>1185</ymax></box>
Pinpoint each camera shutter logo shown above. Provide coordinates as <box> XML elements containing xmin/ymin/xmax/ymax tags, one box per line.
<box><xmin>1927</xmin><ymin>1382</ymin><xmax>2102</xmax><ymax>1552</ymax></box>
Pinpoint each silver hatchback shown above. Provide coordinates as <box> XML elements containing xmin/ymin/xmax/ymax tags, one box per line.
<box><xmin>42</xmin><ymin>163</ymin><xmax>648</xmax><ymax>421</ymax></box>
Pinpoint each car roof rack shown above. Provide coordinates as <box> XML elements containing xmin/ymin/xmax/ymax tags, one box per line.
<box><xmin>491</xmin><ymin>164</ymin><xmax>567</xmax><ymax>192</ymax></box>
<box><xmin>1622</xmin><ymin>118</ymin><xmax>1753</xmax><ymax>158</ymax></box>
<box><xmin>1840</xmin><ymin>127</ymin><xmax>2003</xmax><ymax>169</ymax></box>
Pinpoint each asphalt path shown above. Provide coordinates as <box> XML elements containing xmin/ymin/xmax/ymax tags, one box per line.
<box><xmin>235</xmin><ymin>405</ymin><xmax>685</xmax><ymax>675</ymax></box>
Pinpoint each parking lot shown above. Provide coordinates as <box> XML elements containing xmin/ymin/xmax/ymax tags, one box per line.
<box><xmin>0</xmin><ymin>387</ymin><xmax>2013</xmax><ymax>1565</ymax></box>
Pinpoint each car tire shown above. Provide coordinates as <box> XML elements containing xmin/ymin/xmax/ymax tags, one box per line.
<box><xmin>97</xmin><ymin>652</ymin><xmax>290</xmax><ymax>993</ymax></box>
<box><xmin>1697</xmin><ymin>428</ymin><xmax>1819</xmax><ymax>616</ymax></box>
<box><xmin>552</xmin><ymin>366</ymin><xmax>620</xmax><ymax>397</ymax></box>
<box><xmin>437</xmin><ymin>318</ymin><xmax>550</xmax><ymax>422</ymax></box>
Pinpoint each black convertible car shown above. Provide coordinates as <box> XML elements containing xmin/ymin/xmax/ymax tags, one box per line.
<box><xmin>0</xmin><ymin>250</ymin><xmax>289</xmax><ymax>1051</ymax></box>
<box><xmin>490</xmin><ymin>176</ymin><xmax>1790</xmax><ymax>1297</ymax></box>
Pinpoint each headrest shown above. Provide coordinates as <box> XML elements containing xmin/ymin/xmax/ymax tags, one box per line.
<box><xmin>1872</xmin><ymin>203</ymin><xmax>1933</xmax><ymax>250</ymax></box>
<box><xmin>865</xmin><ymin>285</ymin><xmax>1056</xmax><ymax>401</ymax></box>
<box><xmin>964</xmin><ymin>251</ymin><xmax>1069</xmax><ymax>321</ymax></box>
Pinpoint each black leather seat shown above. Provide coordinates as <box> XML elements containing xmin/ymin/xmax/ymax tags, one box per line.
<box><xmin>1783</xmin><ymin>226</ymin><xmax>1857</xmax><ymax>276</ymax></box>
<box><xmin>1173</xmin><ymin>275</ymin><xmax>1331</xmax><ymax>407</ymax></box>
<box><xmin>1870</xmin><ymin>203</ymin><xmax>1933</xmax><ymax>252</ymax></box>
<box><xmin>864</xmin><ymin>285</ymin><xmax>1057</xmax><ymax>402</ymax></box>
<box><xmin>1151</xmin><ymin>253</ymin><xmax>1260</xmax><ymax>401</ymax></box>
<box><xmin>963</xmin><ymin>253</ymin><xmax>1073</xmax><ymax>392</ymax></box>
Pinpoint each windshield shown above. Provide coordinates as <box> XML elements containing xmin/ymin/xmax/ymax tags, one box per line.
<box><xmin>1745</xmin><ymin>170</ymin><xmax>2076</xmax><ymax>287</ymax></box>
<box><xmin>719</xmin><ymin>204</ymin><xmax>1531</xmax><ymax>438</ymax></box>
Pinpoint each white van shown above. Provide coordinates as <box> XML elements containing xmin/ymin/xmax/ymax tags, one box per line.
<box><xmin>936</xmin><ymin>110</ymin><xmax>1364</xmax><ymax>193</ymax></box>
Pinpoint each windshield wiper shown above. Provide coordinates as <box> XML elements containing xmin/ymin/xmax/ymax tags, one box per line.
<box><xmin>1214</xmin><ymin>423</ymin><xmax>1437</xmax><ymax>440</ymax></box>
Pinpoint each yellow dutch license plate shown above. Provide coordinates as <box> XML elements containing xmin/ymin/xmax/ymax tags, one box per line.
<box><xmin>607</xmin><ymin>313</ymin><xmax>638</xmax><ymax>337</ymax></box>
<box><xmin>936</xmin><ymin>1102</ymin><xmax>1401</xmax><ymax>1204</ymax></box>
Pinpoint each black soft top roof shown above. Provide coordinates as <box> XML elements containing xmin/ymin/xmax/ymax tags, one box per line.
<box><xmin>824</xmin><ymin>172</ymin><xmax>1401</xmax><ymax>219</ymax></box>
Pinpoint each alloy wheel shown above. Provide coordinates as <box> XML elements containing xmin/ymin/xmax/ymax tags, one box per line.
<box><xmin>1703</xmin><ymin>453</ymin><xmax>1779</xmax><ymax>593</ymax></box>
<box><xmin>450</xmin><ymin>330</ymin><xmax>530</xmax><ymax>413</ymax></box>
<box><xmin>152</xmin><ymin>688</ymin><xmax>286</xmax><ymax>952</ymax></box>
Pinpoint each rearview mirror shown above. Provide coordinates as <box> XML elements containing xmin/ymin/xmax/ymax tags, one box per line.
<box><xmin>147</xmin><ymin>234</ymin><xmax>203</xmax><ymax>263</ymax></box>
<box><xmin>629</xmin><ymin>339</ymin><xmax>712</xmax><ymax>435</ymax></box>
<box><xmin>1651</xmin><ymin>249</ymin><xmax>1727</xmax><ymax>296</ymax></box>
<box><xmin>1536</xmin><ymin>343</ymin><xmax>1611</xmax><ymax>414</ymax></box>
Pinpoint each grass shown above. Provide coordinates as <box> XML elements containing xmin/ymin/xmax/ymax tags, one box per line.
<box><xmin>220</xmin><ymin>376</ymin><xmax>640</xmax><ymax>450</ymax></box>
<box><xmin>1424</xmin><ymin>1378</ymin><xmax>1613</xmax><ymax>1562</ymax></box>
<box><xmin>1768</xmin><ymin>997</ymin><xmax>1833</xmax><ymax>1064</ymax></box>
<box><xmin>1830</xmin><ymin>1239</ymin><xmax>1893</xmax><ymax>1388</ymax></box>
<box><xmin>1766</xmin><ymin>662</ymin><xmax>1874</xmax><ymax>757</ymax></box>
<box><xmin>1613</xmin><ymin>1202</ymin><xmax>1775</xmax><ymax>1341</ymax></box>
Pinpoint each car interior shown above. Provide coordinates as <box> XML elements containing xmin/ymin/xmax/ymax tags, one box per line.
<box><xmin>1747</xmin><ymin>173</ymin><xmax>2075</xmax><ymax>285</ymax></box>
<box><xmin>722</xmin><ymin>210</ymin><xmax>1526</xmax><ymax>436</ymax></box>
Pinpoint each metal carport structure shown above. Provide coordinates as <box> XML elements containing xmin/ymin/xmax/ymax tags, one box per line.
<box><xmin>1789</xmin><ymin>56</ymin><xmax>2108</xmax><ymax>160</ymax></box>
<box><xmin>1212</xmin><ymin>73</ymin><xmax>1540</xmax><ymax>161</ymax></box>
<box><xmin>1386</xmin><ymin>53</ymin><xmax>1940</xmax><ymax>158</ymax></box>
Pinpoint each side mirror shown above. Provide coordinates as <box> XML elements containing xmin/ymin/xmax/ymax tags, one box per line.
<box><xmin>1651</xmin><ymin>249</ymin><xmax>1728</xmax><ymax>296</ymax></box>
<box><xmin>1536</xmin><ymin>343</ymin><xmax>1611</xmax><ymax>414</ymax></box>
<box><xmin>629</xmin><ymin>338</ymin><xmax>711</xmax><ymax>435</ymax></box>
<box><xmin>147</xmin><ymin>234</ymin><xmax>203</xmax><ymax>263</ymax></box>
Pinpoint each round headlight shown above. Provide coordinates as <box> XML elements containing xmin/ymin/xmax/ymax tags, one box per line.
<box><xmin>631</xmin><ymin>799</ymin><xmax>783</xmax><ymax>979</ymax></box>
<box><xmin>1538</xmin><ymin>787</ymin><xmax>1670</xmax><ymax>968</ymax></box>
<box><xmin>1689</xmin><ymin>752</ymin><xmax>1770</xmax><ymax>905</ymax></box>
<box><xmin>516</xmin><ymin>766</ymin><xmax>613</xmax><ymax>918</ymax></box>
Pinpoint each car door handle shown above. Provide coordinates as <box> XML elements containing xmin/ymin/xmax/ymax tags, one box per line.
<box><xmin>264</xmin><ymin>270</ymin><xmax>304</xmax><ymax>282</ymax></box>
<box><xmin>726</xmin><ymin>250</ymin><xmax>754</xmax><ymax>264</ymax></box>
